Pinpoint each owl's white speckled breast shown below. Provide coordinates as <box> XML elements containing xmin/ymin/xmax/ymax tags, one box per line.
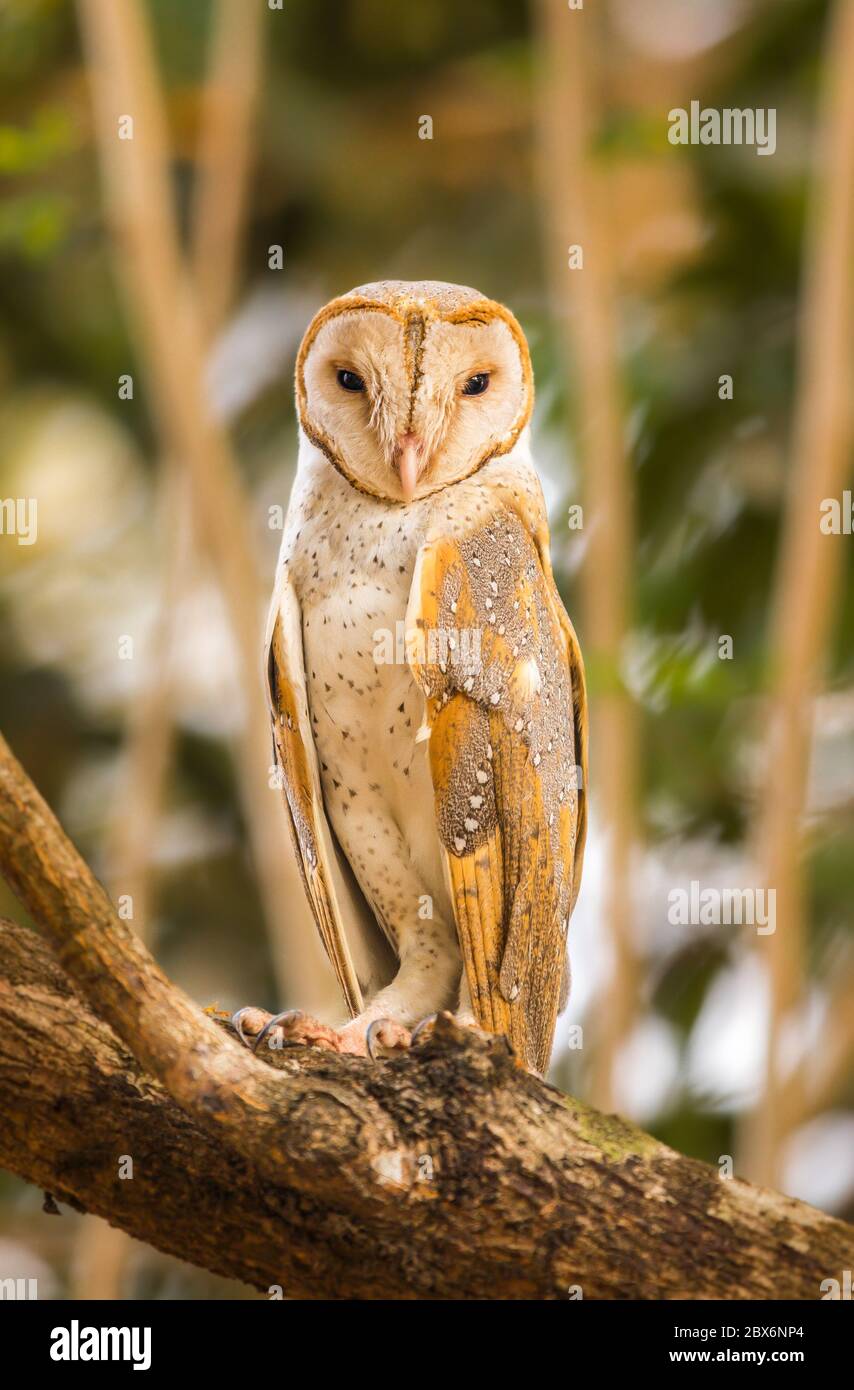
<box><xmin>283</xmin><ymin>445</ymin><xmax>449</xmax><ymax>939</ymax></box>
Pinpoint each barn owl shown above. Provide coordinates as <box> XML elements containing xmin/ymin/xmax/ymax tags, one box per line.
<box><xmin>233</xmin><ymin>280</ymin><xmax>587</xmax><ymax>1074</ymax></box>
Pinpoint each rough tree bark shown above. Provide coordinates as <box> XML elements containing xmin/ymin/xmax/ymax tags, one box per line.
<box><xmin>0</xmin><ymin>733</ymin><xmax>851</xmax><ymax>1299</ymax></box>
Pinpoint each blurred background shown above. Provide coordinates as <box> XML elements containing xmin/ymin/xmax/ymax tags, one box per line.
<box><xmin>0</xmin><ymin>0</ymin><xmax>851</xmax><ymax>1298</ymax></box>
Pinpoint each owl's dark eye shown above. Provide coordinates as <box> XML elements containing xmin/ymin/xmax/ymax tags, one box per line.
<box><xmin>462</xmin><ymin>372</ymin><xmax>490</xmax><ymax>396</ymax></box>
<box><xmin>337</xmin><ymin>369</ymin><xmax>366</xmax><ymax>392</ymax></box>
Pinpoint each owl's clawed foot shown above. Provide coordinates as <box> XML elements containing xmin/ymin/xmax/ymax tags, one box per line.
<box><xmin>229</xmin><ymin>1006</ymin><xmax>490</xmax><ymax>1062</ymax></box>
<box><xmin>363</xmin><ymin>1017</ymin><xmax>412</xmax><ymax>1060</ymax></box>
<box><xmin>230</xmin><ymin>1006</ymin><xmax>364</xmax><ymax>1056</ymax></box>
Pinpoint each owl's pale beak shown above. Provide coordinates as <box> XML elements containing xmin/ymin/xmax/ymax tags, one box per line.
<box><xmin>395</xmin><ymin>433</ymin><xmax>423</xmax><ymax>503</ymax></box>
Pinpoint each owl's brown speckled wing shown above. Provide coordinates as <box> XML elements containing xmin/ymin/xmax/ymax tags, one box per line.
<box><xmin>407</xmin><ymin>506</ymin><xmax>587</xmax><ymax>1074</ymax></box>
<box><xmin>266</xmin><ymin>567</ymin><xmax>394</xmax><ymax>1018</ymax></box>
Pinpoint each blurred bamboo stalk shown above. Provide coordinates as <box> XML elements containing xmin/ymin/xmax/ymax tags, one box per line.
<box><xmin>70</xmin><ymin>1214</ymin><xmax>138</xmax><ymax>1302</ymax></box>
<box><xmin>72</xmin><ymin>0</ymin><xmax>274</xmax><ymax>1302</ymax></box>
<box><xmin>741</xmin><ymin>0</ymin><xmax>854</xmax><ymax>1187</ymax></box>
<box><xmin>535</xmin><ymin>0</ymin><xmax>640</xmax><ymax>1109</ymax></box>
<box><xmin>192</xmin><ymin>0</ymin><xmax>264</xmax><ymax>338</ymax></box>
<box><xmin>76</xmin><ymin>0</ymin><xmax>321</xmax><ymax>1011</ymax></box>
<box><xmin>807</xmin><ymin>961</ymin><xmax>854</xmax><ymax>1122</ymax></box>
<box><xmin>96</xmin><ymin>0</ymin><xmax>266</xmax><ymax>954</ymax></box>
<box><xmin>102</xmin><ymin>463</ymin><xmax>193</xmax><ymax>933</ymax></box>
<box><xmin>71</xmin><ymin>470</ymin><xmax>194</xmax><ymax>1300</ymax></box>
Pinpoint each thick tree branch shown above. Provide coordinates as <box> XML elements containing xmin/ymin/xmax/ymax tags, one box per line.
<box><xmin>0</xmin><ymin>918</ymin><xmax>276</xmax><ymax>1293</ymax></box>
<box><xmin>1</xmin><ymin>918</ymin><xmax>851</xmax><ymax>1300</ymax></box>
<box><xmin>0</xmin><ymin>733</ymin><xmax>404</xmax><ymax>1206</ymax></box>
<box><xmin>0</xmin><ymin>734</ymin><xmax>851</xmax><ymax>1298</ymax></box>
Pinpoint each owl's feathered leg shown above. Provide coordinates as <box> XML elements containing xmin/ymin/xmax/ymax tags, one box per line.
<box><xmin>357</xmin><ymin>972</ymin><xmax>483</xmax><ymax>1052</ymax></box>
<box><xmin>337</xmin><ymin>917</ymin><xmax>461</xmax><ymax>1045</ymax></box>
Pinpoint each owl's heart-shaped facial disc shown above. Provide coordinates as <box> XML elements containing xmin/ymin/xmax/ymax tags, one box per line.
<box><xmin>295</xmin><ymin>280</ymin><xmax>534</xmax><ymax>504</ymax></box>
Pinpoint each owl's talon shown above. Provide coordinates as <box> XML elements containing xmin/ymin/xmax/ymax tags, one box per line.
<box><xmin>230</xmin><ymin>1007</ymin><xmax>367</xmax><ymax>1056</ymax></box>
<box><xmin>230</xmin><ymin>1007</ymin><xmax>252</xmax><ymax>1047</ymax></box>
<box><xmin>366</xmin><ymin>1018</ymin><xmax>390</xmax><ymax>1061</ymax></box>
<box><xmin>253</xmin><ymin>1010</ymin><xmax>305</xmax><ymax>1054</ymax></box>
<box><xmin>365</xmin><ymin>1018</ymin><xmax>412</xmax><ymax>1060</ymax></box>
<box><xmin>231</xmin><ymin>1006</ymin><xmax>274</xmax><ymax>1049</ymax></box>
